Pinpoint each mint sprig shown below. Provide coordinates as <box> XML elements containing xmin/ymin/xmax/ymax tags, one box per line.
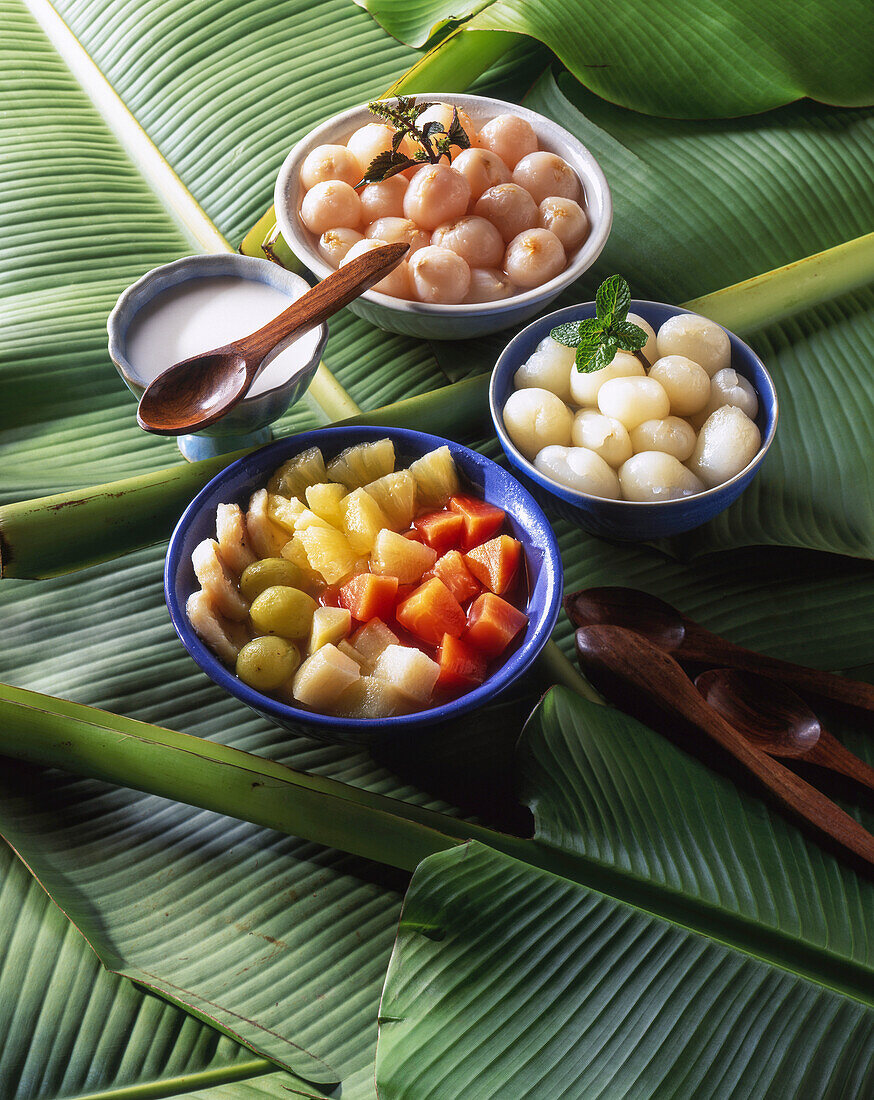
<box><xmin>551</xmin><ymin>275</ymin><xmax>650</xmax><ymax>373</ymax></box>
<box><xmin>356</xmin><ymin>99</ymin><xmax>472</xmax><ymax>187</ymax></box>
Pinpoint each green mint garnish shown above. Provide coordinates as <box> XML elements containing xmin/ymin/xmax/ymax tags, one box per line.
<box><xmin>550</xmin><ymin>274</ymin><xmax>650</xmax><ymax>373</ymax></box>
<box><xmin>355</xmin><ymin>98</ymin><xmax>471</xmax><ymax>187</ymax></box>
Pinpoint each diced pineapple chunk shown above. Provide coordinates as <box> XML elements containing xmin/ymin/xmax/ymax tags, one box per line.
<box><xmin>293</xmin><ymin>508</ymin><xmax>335</xmax><ymax>532</ymax></box>
<box><xmin>280</xmin><ymin>536</ymin><xmax>323</xmax><ymax>593</ymax></box>
<box><xmin>268</xmin><ymin>447</ymin><xmax>327</xmax><ymax>498</ymax></box>
<box><xmin>187</xmin><ymin>590</ymin><xmax>250</xmax><ymax>666</ymax></box>
<box><xmin>351</xmin><ymin>618</ymin><xmax>399</xmax><ymax>672</ymax></box>
<box><xmin>372</xmin><ymin>645</ymin><xmax>440</xmax><ymax>703</ymax></box>
<box><xmin>327</xmin><ymin>438</ymin><xmax>395</xmax><ymax>489</ymax></box>
<box><xmin>371</xmin><ymin>529</ymin><xmax>437</xmax><ymax>583</ymax></box>
<box><xmin>409</xmin><ymin>446</ymin><xmax>460</xmax><ymax>509</ymax></box>
<box><xmin>364</xmin><ymin>470</ymin><xmax>417</xmax><ymax>531</ymax></box>
<box><xmin>305</xmin><ymin>482</ymin><xmax>347</xmax><ymax>527</ymax></box>
<box><xmin>341</xmin><ymin>488</ymin><xmax>390</xmax><ymax>554</ymax></box>
<box><xmin>337</xmin><ymin>640</ymin><xmax>366</xmax><ymax>667</ymax></box>
<box><xmin>334</xmin><ymin>675</ymin><xmax>410</xmax><ymax>719</ymax></box>
<box><xmin>297</xmin><ymin>526</ymin><xmax>358</xmax><ymax>584</ymax></box>
<box><xmin>247</xmin><ymin>489</ymin><xmax>289</xmax><ymax>558</ymax></box>
<box><xmin>307</xmin><ymin>606</ymin><xmax>352</xmax><ymax>655</ymax></box>
<box><xmin>267</xmin><ymin>493</ymin><xmax>305</xmax><ymax>534</ymax></box>
<box><xmin>292</xmin><ymin>644</ymin><xmax>360</xmax><ymax>709</ymax></box>
<box><xmin>191</xmin><ymin>539</ymin><xmax>249</xmax><ymax>621</ymax></box>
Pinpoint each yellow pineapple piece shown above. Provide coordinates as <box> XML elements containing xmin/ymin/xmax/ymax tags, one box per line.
<box><xmin>327</xmin><ymin>438</ymin><xmax>395</xmax><ymax>489</ymax></box>
<box><xmin>409</xmin><ymin>446</ymin><xmax>461</xmax><ymax>509</ymax></box>
<box><xmin>267</xmin><ymin>493</ymin><xmax>305</xmax><ymax>534</ymax></box>
<box><xmin>371</xmin><ymin>529</ymin><xmax>436</xmax><ymax>583</ymax></box>
<box><xmin>364</xmin><ymin>470</ymin><xmax>417</xmax><ymax>531</ymax></box>
<box><xmin>279</xmin><ymin>536</ymin><xmax>323</xmax><ymax>594</ymax></box>
<box><xmin>305</xmin><ymin>482</ymin><xmax>347</xmax><ymax>527</ymax></box>
<box><xmin>267</xmin><ymin>447</ymin><xmax>327</xmax><ymax>498</ymax></box>
<box><xmin>307</xmin><ymin>606</ymin><xmax>352</xmax><ymax>655</ymax></box>
<box><xmin>341</xmin><ymin>487</ymin><xmax>390</xmax><ymax>554</ymax></box>
<box><xmin>293</xmin><ymin>508</ymin><xmax>335</xmax><ymax>533</ymax></box>
<box><xmin>297</xmin><ymin>526</ymin><xmax>358</xmax><ymax>584</ymax></box>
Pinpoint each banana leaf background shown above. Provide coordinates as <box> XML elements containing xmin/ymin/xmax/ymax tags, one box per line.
<box><xmin>2</xmin><ymin>0</ymin><xmax>874</xmax><ymax>1096</ymax></box>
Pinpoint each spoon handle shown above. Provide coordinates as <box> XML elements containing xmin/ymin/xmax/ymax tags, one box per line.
<box><xmin>240</xmin><ymin>242</ymin><xmax>408</xmax><ymax>366</ymax></box>
<box><xmin>681</xmin><ymin>628</ymin><xmax>874</xmax><ymax>714</ymax></box>
<box><xmin>576</xmin><ymin>624</ymin><xmax>874</xmax><ymax>871</ymax></box>
<box><xmin>805</xmin><ymin>731</ymin><xmax>874</xmax><ymax>793</ymax></box>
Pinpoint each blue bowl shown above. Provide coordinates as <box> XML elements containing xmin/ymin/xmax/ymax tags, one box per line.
<box><xmin>165</xmin><ymin>425</ymin><xmax>563</xmax><ymax>746</ymax></box>
<box><xmin>490</xmin><ymin>300</ymin><xmax>778</xmax><ymax>540</ymax></box>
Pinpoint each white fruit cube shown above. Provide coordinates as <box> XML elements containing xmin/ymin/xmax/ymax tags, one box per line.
<box><xmin>371</xmin><ymin>529</ymin><xmax>437</xmax><ymax>583</ymax></box>
<box><xmin>292</xmin><ymin>644</ymin><xmax>360</xmax><ymax>709</ymax></box>
<box><xmin>352</xmin><ymin>618</ymin><xmax>399</xmax><ymax>670</ymax></box>
<box><xmin>307</xmin><ymin>606</ymin><xmax>352</xmax><ymax>654</ymax></box>
<box><xmin>372</xmin><ymin>644</ymin><xmax>440</xmax><ymax>703</ymax></box>
<box><xmin>334</xmin><ymin>675</ymin><xmax>409</xmax><ymax>718</ymax></box>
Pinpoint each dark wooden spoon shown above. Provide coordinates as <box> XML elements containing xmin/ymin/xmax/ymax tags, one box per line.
<box><xmin>574</xmin><ymin>623</ymin><xmax>874</xmax><ymax>871</ymax></box>
<box><xmin>137</xmin><ymin>241</ymin><xmax>408</xmax><ymax>435</ymax></box>
<box><xmin>564</xmin><ymin>586</ymin><xmax>874</xmax><ymax>713</ymax></box>
<box><xmin>696</xmin><ymin>669</ymin><xmax>874</xmax><ymax>793</ymax></box>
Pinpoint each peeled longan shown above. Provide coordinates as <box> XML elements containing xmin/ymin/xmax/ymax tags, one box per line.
<box><xmin>571</xmin><ymin>410</ymin><xmax>633</xmax><ymax>467</ymax></box>
<box><xmin>474</xmin><ymin>184</ymin><xmax>538</xmax><ymax>242</ymax></box>
<box><xmin>688</xmin><ymin>405</ymin><xmax>761</xmax><ymax>487</ymax></box>
<box><xmin>629</xmin><ymin>417</ymin><xmax>697</xmax><ymax>462</ymax></box>
<box><xmin>514</xmin><ymin>336</ymin><xmax>575</xmax><ymax>403</ymax></box>
<box><xmin>317</xmin><ymin>227</ymin><xmax>363</xmax><ymax>267</ymax></box>
<box><xmin>649</xmin><ymin>355</ymin><xmax>711</xmax><ymax>416</ymax></box>
<box><xmin>512</xmin><ymin>152</ymin><xmax>581</xmax><ymax>204</ymax></box>
<box><xmin>408</xmin><ymin>245</ymin><xmax>470</xmax><ymax>303</ymax></box>
<box><xmin>534</xmin><ymin>445</ymin><xmax>621</xmax><ymax>499</ymax></box>
<box><xmin>656</xmin><ymin>313</ymin><xmax>731</xmax><ymax>377</ymax></box>
<box><xmin>619</xmin><ymin>452</ymin><xmax>705</xmax><ymax>501</ymax></box>
<box><xmin>625</xmin><ymin>312</ymin><xmax>658</xmax><ymax>368</ymax></box>
<box><xmin>478</xmin><ymin>113</ymin><xmax>538</xmax><ymax>169</ymax></box>
<box><xmin>403</xmin><ymin>164</ymin><xmax>470</xmax><ymax>230</ymax></box>
<box><xmin>464</xmin><ymin>268</ymin><xmax>514</xmax><ymax>303</ymax></box>
<box><xmin>502</xmin><ymin>387</ymin><xmax>573</xmax><ymax>459</ymax></box>
<box><xmin>359</xmin><ymin>175</ymin><xmax>407</xmax><ymax>222</ymax></box>
<box><xmin>347</xmin><ymin>123</ymin><xmax>415</xmax><ymax>175</ymax></box>
<box><xmin>300</xmin><ymin>181</ymin><xmax>362</xmax><ymax>234</ymax></box>
<box><xmin>365</xmin><ymin>217</ymin><xmax>430</xmax><ymax>254</ymax></box>
<box><xmin>597</xmin><ymin>376</ymin><xmax>671</xmax><ymax>431</ymax></box>
<box><xmin>569</xmin><ymin>350</ymin><xmax>644</xmax><ymax>407</ymax></box>
<box><xmin>451</xmin><ymin>148</ymin><xmax>511</xmax><ymax>200</ymax></box>
<box><xmin>538</xmin><ymin>197</ymin><xmax>589</xmax><ymax>251</ymax></box>
<box><xmin>417</xmin><ymin>102</ymin><xmax>479</xmax><ymax>149</ymax></box>
<box><xmin>504</xmin><ymin>228</ymin><xmax>565</xmax><ymax>289</ymax></box>
<box><xmin>693</xmin><ymin>367</ymin><xmax>759</xmax><ymax>426</ymax></box>
<box><xmin>300</xmin><ymin>144</ymin><xmax>361</xmax><ymax>189</ymax></box>
<box><xmin>341</xmin><ymin>238</ymin><xmax>410</xmax><ymax>298</ymax></box>
<box><xmin>431</xmin><ymin>216</ymin><xmax>504</xmax><ymax>268</ymax></box>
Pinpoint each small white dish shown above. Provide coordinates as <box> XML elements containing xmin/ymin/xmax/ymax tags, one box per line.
<box><xmin>108</xmin><ymin>254</ymin><xmax>327</xmax><ymax>461</ymax></box>
<box><xmin>274</xmin><ymin>93</ymin><xmax>613</xmax><ymax>341</ymax></box>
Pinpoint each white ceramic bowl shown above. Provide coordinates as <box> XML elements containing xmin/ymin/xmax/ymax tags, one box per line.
<box><xmin>274</xmin><ymin>94</ymin><xmax>612</xmax><ymax>341</ymax></box>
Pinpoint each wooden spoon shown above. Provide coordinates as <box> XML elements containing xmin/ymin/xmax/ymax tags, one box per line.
<box><xmin>574</xmin><ymin>623</ymin><xmax>874</xmax><ymax>871</ymax></box>
<box><xmin>696</xmin><ymin>669</ymin><xmax>874</xmax><ymax>793</ymax></box>
<box><xmin>564</xmin><ymin>586</ymin><xmax>874</xmax><ymax>713</ymax></box>
<box><xmin>137</xmin><ymin>242</ymin><xmax>408</xmax><ymax>435</ymax></box>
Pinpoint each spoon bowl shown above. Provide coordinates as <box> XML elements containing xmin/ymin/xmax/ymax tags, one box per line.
<box><xmin>564</xmin><ymin>587</ymin><xmax>686</xmax><ymax>652</ymax></box>
<box><xmin>695</xmin><ymin>669</ymin><xmax>821</xmax><ymax>757</ymax></box>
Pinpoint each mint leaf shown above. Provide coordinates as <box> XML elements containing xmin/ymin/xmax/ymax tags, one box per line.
<box><xmin>550</xmin><ymin>322</ymin><xmax>583</xmax><ymax>348</ymax></box>
<box><xmin>574</xmin><ymin>343</ymin><xmax>601</xmax><ymax>373</ymax></box>
<box><xmin>596</xmin><ymin>275</ymin><xmax>631</xmax><ymax>325</ymax></box>
<box><xmin>613</xmin><ymin>319</ymin><xmax>648</xmax><ymax>352</ymax></box>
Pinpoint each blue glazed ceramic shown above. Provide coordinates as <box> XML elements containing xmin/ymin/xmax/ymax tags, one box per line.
<box><xmin>490</xmin><ymin>300</ymin><xmax>778</xmax><ymax>540</ymax></box>
<box><xmin>108</xmin><ymin>254</ymin><xmax>327</xmax><ymax>461</ymax></box>
<box><xmin>165</xmin><ymin>425</ymin><xmax>563</xmax><ymax>746</ymax></box>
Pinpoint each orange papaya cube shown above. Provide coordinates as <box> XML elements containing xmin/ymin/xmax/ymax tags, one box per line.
<box><xmin>464</xmin><ymin>535</ymin><xmax>521</xmax><ymax>595</ymax></box>
<box><xmin>413</xmin><ymin>509</ymin><xmax>465</xmax><ymax>553</ymax></box>
<box><xmin>447</xmin><ymin>494</ymin><xmax>506</xmax><ymax>549</ymax></box>
<box><xmin>464</xmin><ymin>593</ymin><xmax>528</xmax><ymax>658</ymax></box>
<box><xmin>396</xmin><ymin>578</ymin><xmax>466</xmax><ymax>646</ymax></box>
<box><xmin>403</xmin><ymin>527</ymin><xmax>424</xmax><ymax>542</ymax></box>
<box><xmin>339</xmin><ymin>573</ymin><xmax>398</xmax><ymax>622</ymax></box>
<box><xmin>436</xmin><ymin>633</ymin><xmax>488</xmax><ymax>690</ymax></box>
<box><xmin>431</xmin><ymin>550</ymin><xmax>480</xmax><ymax>604</ymax></box>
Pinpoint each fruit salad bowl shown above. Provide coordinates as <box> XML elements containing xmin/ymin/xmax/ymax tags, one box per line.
<box><xmin>165</xmin><ymin>425</ymin><xmax>562</xmax><ymax>746</ymax></box>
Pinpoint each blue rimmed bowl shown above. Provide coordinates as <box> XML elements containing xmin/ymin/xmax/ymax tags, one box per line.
<box><xmin>108</xmin><ymin>253</ymin><xmax>327</xmax><ymax>462</ymax></box>
<box><xmin>165</xmin><ymin>425</ymin><xmax>563</xmax><ymax>746</ymax></box>
<box><xmin>490</xmin><ymin>300</ymin><xmax>778</xmax><ymax>541</ymax></box>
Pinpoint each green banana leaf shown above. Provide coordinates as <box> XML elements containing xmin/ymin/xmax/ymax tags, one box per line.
<box><xmin>353</xmin><ymin>0</ymin><xmax>874</xmax><ymax>118</ymax></box>
<box><xmin>375</xmin><ymin>687</ymin><xmax>874</xmax><ymax>1096</ymax></box>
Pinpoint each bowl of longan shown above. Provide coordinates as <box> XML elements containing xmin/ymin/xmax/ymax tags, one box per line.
<box><xmin>489</xmin><ymin>293</ymin><xmax>778</xmax><ymax>540</ymax></box>
<box><xmin>274</xmin><ymin>93</ymin><xmax>612</xmax><ymax>340</ymax></box>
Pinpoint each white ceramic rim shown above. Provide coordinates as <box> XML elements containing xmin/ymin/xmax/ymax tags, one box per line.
<box><xmin>274</xmin><ymin>93</ymin><xmax>613</xmax><ymax>317</ymax></box>
<box><xmin>489</xmin><ymin>300</ymin><xmax>780</xmax><ymax>508</ymax></box>
<box><xmin>107</xmin><ymin>253</ymin><xmax>326</xmax><ymax>402</ymax></box>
